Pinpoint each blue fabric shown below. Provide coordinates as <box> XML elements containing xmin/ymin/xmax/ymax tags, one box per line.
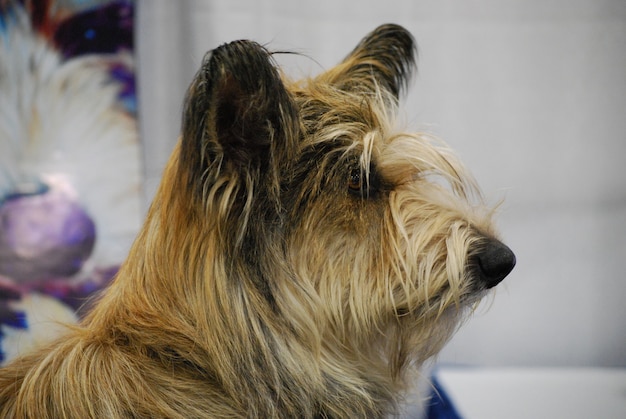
<box><xmin>426</xmin><ymin>373</ymin><xmax>463</xmax><ymax>419</ymax></box>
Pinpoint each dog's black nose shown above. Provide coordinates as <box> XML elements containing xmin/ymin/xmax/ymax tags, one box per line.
<box><xmin>475</xmin><ymin>239</ymin><xmax>516</xmax><ymax>289</ymax></box>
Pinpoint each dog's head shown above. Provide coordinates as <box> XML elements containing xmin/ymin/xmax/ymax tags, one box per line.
<box><xmin>153</xmin><ymin>24</ymin><xmax>514</xmax><ymax>403</ymax></box>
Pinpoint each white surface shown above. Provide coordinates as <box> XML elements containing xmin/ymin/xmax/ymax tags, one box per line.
<box><xmin>436</xmin><ymin>367</ymin><xmax>626</xmax><ymax>418</ymax></box>
<box><xmin>136</xmin><ymin>0</ymin><xmax>626</xmax><ymax>367</ymax></box>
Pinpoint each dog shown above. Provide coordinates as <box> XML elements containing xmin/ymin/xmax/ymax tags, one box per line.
<box><xmin>0</xmin><ymin>24</ymin><xmax>515</xmax><ymax>418</ymax></box>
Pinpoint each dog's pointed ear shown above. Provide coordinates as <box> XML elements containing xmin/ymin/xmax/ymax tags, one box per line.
<box><xmin>322</xmin><ymin>24</ymin><xmax>417</xmax><ymax>99</ymax></box>
<box><xmin>179</xmin><ymin>40</ymin><xmax>299</xmax><ymax>202</ymax></box>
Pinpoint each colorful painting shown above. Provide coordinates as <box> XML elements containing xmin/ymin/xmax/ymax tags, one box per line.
<box><xmin>0</xmin><ymin>0</ymin><xmax>140</xmax><ymax>364</ymax></box>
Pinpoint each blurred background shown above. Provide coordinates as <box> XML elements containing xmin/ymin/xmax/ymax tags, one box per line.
<box><xmin>138</xmin><ymin>0</ymin><xmax>626</xmax><ymax>369</ymax></box>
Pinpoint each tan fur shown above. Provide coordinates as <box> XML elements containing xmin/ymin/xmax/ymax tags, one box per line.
<box><xmin>0</xmin><ymin>24</ymin><xmax>514</xmax><ymax>418</ymax></box>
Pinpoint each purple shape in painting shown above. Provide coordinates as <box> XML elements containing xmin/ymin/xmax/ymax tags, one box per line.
<box><xmin>0</xmin><ymin>187</ymin><xmax>96</xmax><ymax>282</ymax></box>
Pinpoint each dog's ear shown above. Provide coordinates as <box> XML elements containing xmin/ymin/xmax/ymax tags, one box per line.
<box><xmin>323</xmin><ymin>24</ymin><xmax>417</xmax><ymax>99</ymax></box>
<box><xmin>179</xmin><ymin>40</ymin><xmax>299</xmax><ymax>204</ymax></box>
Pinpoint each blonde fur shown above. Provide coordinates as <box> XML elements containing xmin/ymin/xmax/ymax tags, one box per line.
<box><xmin>0</xmin><ymin>24</ymin><xmax>513</xmax><ymax>418</ymax></box>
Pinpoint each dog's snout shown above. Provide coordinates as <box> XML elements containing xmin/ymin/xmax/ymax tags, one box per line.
<box><xmin>475</xmin><ymin>239</ymin><xmax>516</xmax><ymax>289</ymax></box>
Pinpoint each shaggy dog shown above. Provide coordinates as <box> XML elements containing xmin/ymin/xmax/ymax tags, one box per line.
<box><xmin>0</xmin><ymin>24</ymin><xmax>514</xmax><ymax>418</ymax></box>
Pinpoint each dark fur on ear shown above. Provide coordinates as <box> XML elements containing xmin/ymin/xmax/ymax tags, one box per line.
<box><xmin>178</xmin><ymin>40</ymin><xmax>299</xmax><ymax>218</ymax></box>
<box><xmin>322</xmin><ymin>24</ymin><xmax>417</xmax><ymax>99</ymax></box>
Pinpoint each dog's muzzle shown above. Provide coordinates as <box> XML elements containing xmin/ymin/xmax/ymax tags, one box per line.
<box><xmin>474</xmin><ymin>238</ymin><xmax>516</xmax><ymax>289</ymax></box>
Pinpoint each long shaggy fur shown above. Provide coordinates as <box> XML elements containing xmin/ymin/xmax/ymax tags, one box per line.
<box><xmin>0</xmin><ymin>24</ymin><xmax>514</xmax><ymax>418</ymax></box>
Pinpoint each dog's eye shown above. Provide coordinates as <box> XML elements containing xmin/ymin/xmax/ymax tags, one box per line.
<box><xmin>348</xmin><ymin>168</ymin><xmax>363</xmax><ymax>193</ymax></box>
<box><xmin>348</xmin><ymin>163</ymin><xmax>381</xmax><ymax>198</ymax></box>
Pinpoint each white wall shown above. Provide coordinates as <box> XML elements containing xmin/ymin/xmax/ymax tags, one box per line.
<box><xmin>137</xmin><ymin>0</ymin><xmax>626</xmax><ymax>367</ymax></box>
